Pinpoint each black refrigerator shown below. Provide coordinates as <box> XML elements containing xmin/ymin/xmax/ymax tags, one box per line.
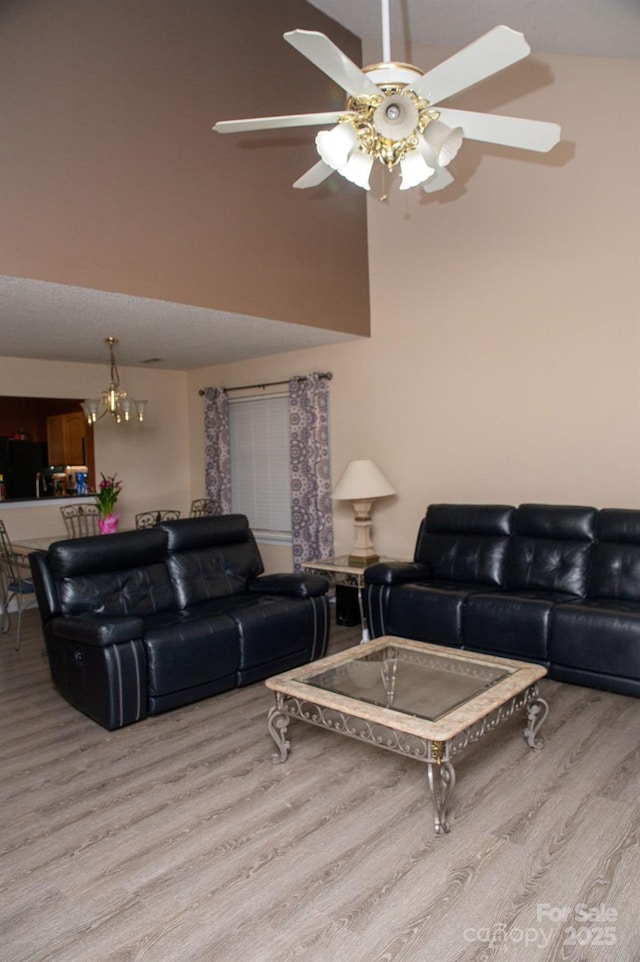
<box><xmin>0</xmin><ymin>439</ymin><xmax>49</xmax><ymax>499</ymax></box>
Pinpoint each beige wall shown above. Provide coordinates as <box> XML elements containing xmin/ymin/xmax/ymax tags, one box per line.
<box><xmin>3</xmin><ymin>40</ymin><xmax>638</xmax><ymax>572</ymax></box>
<box><xmin>0</xmin><ymin>0</ymin><xmax>369</xmax><ymax>337</ymax></box>
<box><xmin>0</xmin><ymin>357</ymin><xmax>189</xmax><ymax>539</ymax></box>
<box><xmin>188</xmin><ymin>49</ymin><xmax>640</xmax><ymax>565</ymax></box>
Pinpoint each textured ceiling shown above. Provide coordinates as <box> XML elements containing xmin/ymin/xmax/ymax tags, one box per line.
<box><xmin>308</xmin><ymin>0</ymin><xmax>640</xmax><ymax>59</ymax></box>
<box><xmin>0</xmin><ymin>276</ymin><xmax>357</xmax><ymax>371</ymax></box>
<box><xmin>3</xmin><ymin>1</ymin><xmax>637</xmax><ymax>372</ymax></box>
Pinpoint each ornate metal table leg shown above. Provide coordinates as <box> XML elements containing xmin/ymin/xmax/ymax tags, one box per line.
<box><xmin>267</xmin><ymin>703</ymin><xmax>291</xmax><ymax>765</ymax></box>
<box><xmin>524</xmin><ymin>695</ymin><xmax>549</xmax><ymax>749</ymax></box>
<box><xmin>427</xmin><ymin>760</ymin><xmax>456</xmax><ymax>835</ymax></box>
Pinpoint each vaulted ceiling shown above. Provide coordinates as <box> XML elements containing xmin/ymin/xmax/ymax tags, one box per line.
<box><xmin>2</xmin><ymin>0</ymin><xmax>637</xmax><ymax>371</ymax></box>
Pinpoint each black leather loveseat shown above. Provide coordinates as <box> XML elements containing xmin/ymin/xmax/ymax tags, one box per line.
<box><xmin>29</xmin><ymin>515</ymin><xmax>330</xmax><ymax>729</ymax></box>
<box><xmin>365</xmin><ymin>503</ymin><xmax>640</xmax><ymax>698</ymax></box>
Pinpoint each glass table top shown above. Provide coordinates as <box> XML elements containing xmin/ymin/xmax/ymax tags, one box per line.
<box><xmin>302</xmin><ymin>643</ymin><xmax>513</xmax><ymax>722</ymax></box>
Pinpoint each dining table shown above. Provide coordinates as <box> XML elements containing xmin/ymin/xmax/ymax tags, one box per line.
<box><xmin>13</xmin><ymin>529</ymin><xmax>134</xmax><ymax>555</ymax></box>
<box><xmin>12</xmin><ymin>536</ymin><xmax>68</xmax><ymax>554</ymax></box>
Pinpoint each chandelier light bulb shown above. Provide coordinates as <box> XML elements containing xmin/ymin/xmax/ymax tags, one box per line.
<box><xmin>373</xmin><ymin>94</ymin><xmax>419</xmax><ymax>140</ymax></box>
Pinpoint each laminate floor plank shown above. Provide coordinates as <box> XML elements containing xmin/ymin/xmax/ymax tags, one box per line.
<box><xmin>2</xmin><ymin>611</ymin><xmax>639</xmax><ymax>961</ymax></box>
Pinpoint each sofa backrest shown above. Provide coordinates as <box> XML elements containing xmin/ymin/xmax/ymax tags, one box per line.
<box><xmin>414</xmin><ymin>504</ymin><xmax>515</xmax><ymax>586</ymax></box>
<box><xmin>160</xmin><ymin>514</ymin><xmax>264</xmax><ymax>609</ymax></box>
<box><xmin>589</xmin><ymin>508</ymin><xmax>640</xmax><ymax>601</ymax></box>
<box><xmin>505</xmin><ymin>504</ymin><xmax>596</xmax><ymax>596</ymax></box>
<box><xmin>48</xmin><ymin>528</ymin><xmax>175</xmax><ymax>617</ymax></box>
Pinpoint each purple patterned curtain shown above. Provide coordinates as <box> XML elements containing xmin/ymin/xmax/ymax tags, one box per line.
<box><xmin>203</xmin><ymin>387</ymin><xmax>231</xmax><ymax>514</ymax></box>
<box><xmin>289</xmin><ymin>374</ymin><xmax>334</xmax><ymax>570</ymax></box>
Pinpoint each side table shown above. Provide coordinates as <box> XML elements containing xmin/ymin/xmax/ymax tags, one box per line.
<box><xmin>302</xmin><ymin>555</ymin><xmax>399</xmax><ymax>642</ymax></box>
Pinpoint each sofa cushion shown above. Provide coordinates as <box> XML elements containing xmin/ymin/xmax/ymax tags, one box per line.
<box><xmin>49</xmin><ymin>528</ymin><xmax>168</xmax><ymax>577</ymax></box>
<box><xmin>382</xmin><ymin>581</ymin><xmax>497</xmax><ymax>646</ymax></box>
<box><xmin>167</xmin><ymin>548</ymin><xmax>256</xmax><ymax>608</ymax></box>
<box><xmin>589</xmin><ymin>508</ymin><xmax>640</xmax><ymax>602</ymax></box>
<box><xmin>463</xmin><ymin>590</ymin><xmax>571</xmax><ymax>661</ymax></box>
<box><xmin>162</xmin><ymin>515</ymin><xmax>264</xmax><ymax>608</ymax></box>
<box><xmin>142</xmin><ymin>609</ymin><xmax>239</xmax><ymax>696</ymax></box>
<box><xmin>549</xmin><ymin>599</ymin><xmax>640</xmax><ymax>679</ymax></box>
<box><xmin>159</xmin><ymin>514</ymin><xmax>260</xmax><ymax>552</ymax></box>
<box><xmin>216</xmin><ymin>593</ymin><xmax>325</xmax><ymax>671</ymax></box>
<box><xmin>248</xmin><ymin>573</ymin><xmax>329</xmax><ymax>598</ymax></box>
<box><xmin>505</xmin><ymin>504</ymin><xmax>597</xmax><ymax>596</ymax></box>
<box><xmin>414</xmin><ymin>504</ymin><xmax>514</xmax><ymax>587</ymax></box>
<box><xmin>49</xmin><ymin>528</ymin><xmax>176</xmax><ymax>618</ymax></box>
<box><xmin>57</xmin><ymin>563</ymin><xmax>175</xmax><ymax>618</ymax></box>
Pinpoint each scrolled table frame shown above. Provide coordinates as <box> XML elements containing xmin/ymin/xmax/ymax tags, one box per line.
<box><xmin>267</xmin><ymin>684</ymin><xmax>549</xmax><ymax>835</ymax></box>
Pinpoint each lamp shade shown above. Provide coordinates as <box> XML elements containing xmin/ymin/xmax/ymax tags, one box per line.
<box><xmin>419</xmin><ymin>123</ymin><xmax>463</xmax><ymax>168</ymax></box>
<box><xmin>332</xmin><ymin>459</ymin><xmax>396</xmax><ymax>501</ymax></box>
<box><xmin>316</xmin><ymin>124</ymin><xmax>357</xmax><ymax>170</ymax></box>
<box><xmin>400</xmin><ymin>149</ymin><xmax>435</xmax><ymax>191</ymax></box>
<box><xmin>338</xmin><ymin>150</ymin><xmax>373</xmax><ymax>191</ymax></box>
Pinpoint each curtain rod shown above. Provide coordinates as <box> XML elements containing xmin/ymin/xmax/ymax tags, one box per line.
<box><xmin>199</xmin><ymin>372</ymin><xmax>332</xmax><ymax>396</ymax></box>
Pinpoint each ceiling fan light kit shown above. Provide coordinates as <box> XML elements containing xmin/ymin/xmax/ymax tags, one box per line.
<box><xmin>213</xmin><ymin>2</ymin><xmax>561</xmax><ymax>196</ymax></box>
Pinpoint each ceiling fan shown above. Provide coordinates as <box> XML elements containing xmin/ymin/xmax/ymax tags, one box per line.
<box><xmin>213</xmin><ymin>0</ymin><xmax>561</xmax><ymax>194</ymax></box>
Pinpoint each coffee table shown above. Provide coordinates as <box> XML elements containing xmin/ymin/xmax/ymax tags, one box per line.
<box><xmin>266</xmin><ymin>636</ymin><xmax>549</xmax><ymax>834</ymax></box>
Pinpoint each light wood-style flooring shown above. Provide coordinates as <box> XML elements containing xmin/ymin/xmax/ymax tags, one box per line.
<box><xmin>2</xmin><ymin>610</ymin><xmax>639</xmax><ymax>961</ymax></box>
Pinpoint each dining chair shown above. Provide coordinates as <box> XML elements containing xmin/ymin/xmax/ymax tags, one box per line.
<box><xmin>189</xmin><ymin>499</ymin><xmax>216</xmax><ymax>517</ymax></box>
<box><xmin>60</xmin><ymin>504</ymin><xmax>101</xmax><ymax>537</ymax></box>
<box><xmin>0</xmin><ymin>520</ymin><xmax>37</xmax><ymax>651</ymax></box>
<box><xmin>135</xmin><ymin>510</ymin><xmax>181</xmax><ymax>529</ymax></box>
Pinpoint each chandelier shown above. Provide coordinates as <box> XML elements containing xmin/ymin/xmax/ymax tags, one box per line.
<box><xmin>81</xmin><ymin>337</ymin><xmax>147</xmax><ymax>425</ymax></box>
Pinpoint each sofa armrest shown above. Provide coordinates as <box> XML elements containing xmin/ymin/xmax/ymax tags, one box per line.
<box><xmin>51</xmin><ymin>614</ymin><xmax>144</xmax><ymax>647</ymax></box>
<box><xmin>248</xmin><ymin>573</ymin><xmax>329</xmax><ymax>599</ymax></box>
<box><xmin>365</xmin><ymin>562</ymin><xmax>433</xmax><ymax>586</ymax></box>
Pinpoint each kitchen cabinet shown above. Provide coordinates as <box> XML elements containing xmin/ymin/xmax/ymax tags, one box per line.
<box><xmin>47</xmin><ymin>411</ymin><xmax>87</xmax><ymax>466</ymax></box>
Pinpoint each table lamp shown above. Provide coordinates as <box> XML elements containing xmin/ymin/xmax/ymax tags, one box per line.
<box><xmin>332</xmin><ymin>459</ymin><xmax>396</xmax><ymax>566</ymax></box>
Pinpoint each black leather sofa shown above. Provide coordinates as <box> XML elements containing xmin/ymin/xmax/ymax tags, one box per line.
<box><xmin>29</xmin><ymin>515</ymin><xmax>330</xmax><ymax>729</ymax></box>
<box><xmin>365</xmin><ymin>503</ymin><xmax>640</xmax><ymax>698</ymax></box>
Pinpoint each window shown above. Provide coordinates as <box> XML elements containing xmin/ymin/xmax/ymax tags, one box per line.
<box><xmin>228</xmin><ymin>394</ymin><xmax>291</xmax><ymax>543</ymax></box>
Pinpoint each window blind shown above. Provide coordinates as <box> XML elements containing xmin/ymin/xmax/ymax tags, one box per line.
<box><xmin>228</xmin><ymin>394</ymin><xmax>291</xmax><ymax>540</ymax></box>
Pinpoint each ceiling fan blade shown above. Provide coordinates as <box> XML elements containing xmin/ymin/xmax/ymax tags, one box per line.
<box><xmin>422</xmin><ymin>167</ymin><xmax>455</xmax><ymax>193</ymax></box>
<box><xmin>213</xmin><ymin>111</ymin><xmax>347</xmax><ymax>134</ymax></box>
<box><xmin>284</xmin><ymin>30</ymin><xmax>380</xmax><ymax>98</ymax></box>
<box><xmin>409</xmin><ymin>25</ymin><xmax>530</xmax><ymax>106</ymax></box>
<box><xmin>293</xmin><ymin>160</ymin><xmax>335</xmax><ymax>189</ymax></box>
<box><xmin>437</xmin><ymin>109</ymin><xmax>561</xmax><ymax>152</ymax></box>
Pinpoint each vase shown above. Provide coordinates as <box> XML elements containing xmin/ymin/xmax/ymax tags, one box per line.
<box><xmin>98</xmin><ymin>513</ymin><xmax>119</xmax><ymax>535</ymax></box>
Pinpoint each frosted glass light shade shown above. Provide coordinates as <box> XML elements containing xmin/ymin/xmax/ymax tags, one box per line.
<box><xmin>332</xmin><ymin>459</ymin><xmax>396</xmax><ymax>501</ymax></box>
<box><xmin>373</xmin><ymin>95</ymin><xmax>419</xmax><ymax>140</ymax></box>
<box><xmin>420</xmin><ymin>123</ymin><xmax>463</xmax><ymax>168</ymax></box>
<box><xmin>81</xmin><ymin>399</ymin><xmax>99</xmax><ymax>424</ymax></box>
<box><xmin>316</xmin><ymin>124</ymin><xmax>357</xmax><ymax>170</ymax></box>
<box><xmin>134</xmin><ymin>400</ymin><xmax>148</xmax><ymax>422</ymax></box>
<box><xmin>338</xmin><ymin>150</ymin><xmax>373</xmax><ymax>190</ymax></box>
<box><xmin>119</xmin><ymin>397</ymin><xmax>133</xmax><ymax>421</ymax></box>
<box><xmin>400</xmin><ymin>149</ymin><xmax>435</xmax><ymax>190</ymax></box>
